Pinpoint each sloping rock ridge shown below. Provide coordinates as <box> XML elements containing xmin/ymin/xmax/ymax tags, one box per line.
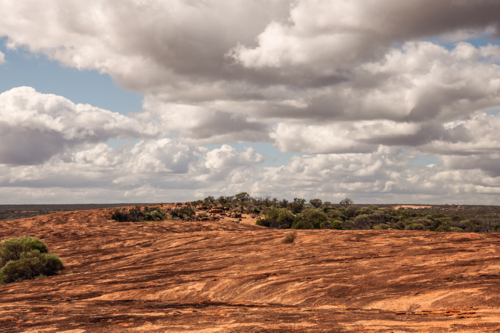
<box><xmin>1</xmin><ymin>204</ymin><xmax>500</xmax><ymax>332</ymax></box>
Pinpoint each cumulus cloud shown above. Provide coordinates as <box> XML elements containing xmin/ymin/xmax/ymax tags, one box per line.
<box><xmin>141</xmin><ymin>98</ymin><xmax>270</xmax><ymax>144</ymax></box>
<box><xmin>1</xmin><ymin>1</ymin><xmax>500</xmax><ymax>203</ymax></box>
<box><xmin>1</xmin><ymin>0</ymin><xmax>499</xmax><ymax>104</ymax></box>
<box><xmin>230</xmin><ymin>0</ymin><xmax>500</xmax><ymax>72</ymax></box>
<box><xmin>0</xmin><ymin>50</ymin><xmax>5</xmax><ymax>64</ymax></box>
<box><xmin>3</xmin><ymin>142</ymin><xmax>500</xmax><ymax>204</ymax></box>
<box><xmin>0</xmin><ymin>87</ymin><xmax>160</xmax><ymax>165</ymax></box>
<box><xmin>0</xmin><ymin>139</ymin><xmax>267</xmax><ymax>201</ymax></box>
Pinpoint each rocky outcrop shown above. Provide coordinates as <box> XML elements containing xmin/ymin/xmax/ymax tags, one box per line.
<box><xmin>1</xmin><ymin>205</ymin><xmax>500</xmax><ymax>332</ymax></box>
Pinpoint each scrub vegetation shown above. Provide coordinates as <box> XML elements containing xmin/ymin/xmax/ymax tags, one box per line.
<box><xmin>0</xmin><ymin>236</ymin><xmax>64</xmax><ymax>284</ymax></box>
<box><xmin>195</xmin><ymin>193</ymin><xmax>500</xmax><ymax>233</ymax></box>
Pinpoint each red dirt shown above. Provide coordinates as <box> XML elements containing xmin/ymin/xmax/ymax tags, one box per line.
<box><xmin>2</xmin><ymin>205</ymin><xmax>500</xmax><ymax>332</ymax></box>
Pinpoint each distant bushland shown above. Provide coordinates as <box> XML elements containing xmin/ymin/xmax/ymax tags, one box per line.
<box><xmin>193</xmin><ymin>194</ymin><xmax>500</xmax><ymax>234</ymax></box>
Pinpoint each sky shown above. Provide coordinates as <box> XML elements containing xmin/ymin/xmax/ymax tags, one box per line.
<box><xmin>1</xmin><ymin>1</ymin><xmax>500</xmax><ymax>204</ymax></box>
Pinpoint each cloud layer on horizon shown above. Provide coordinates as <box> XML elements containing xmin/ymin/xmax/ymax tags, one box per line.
<box><xmin>1</xmin><ymin>0</ymin><xmax>500</xmax><ymax>203</ymax></box>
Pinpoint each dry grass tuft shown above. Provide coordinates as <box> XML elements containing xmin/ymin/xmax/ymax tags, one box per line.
<box><xmin>282</xmin><ymin>231</ymin><xmax>297</xmax><ymax>244</ymax></box>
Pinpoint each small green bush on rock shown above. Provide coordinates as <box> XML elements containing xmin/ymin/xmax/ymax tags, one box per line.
<box><xmin>0</xmin><ymin>250</ymin><xmax>64</xmax><ymax>284</ymax></box>
<box><xmin>111</xmin><ymin>206</ymin><xmax>166</xmax><ymax>222</ymax></box>
<box><xmin>0</xmin><ymin>236</ymin><xmax>48</xmax><ymax>267</ymax></box>
<box><xmin>0</xmin><ymin>237</ymin><xmax>64</xmax><ymax>284</ymax></box>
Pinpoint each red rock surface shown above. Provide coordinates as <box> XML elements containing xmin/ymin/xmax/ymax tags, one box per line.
<box><xmin>2</xmin><ymin>205</ymin><xmax>500</xmax><ymax>332</ymax></box>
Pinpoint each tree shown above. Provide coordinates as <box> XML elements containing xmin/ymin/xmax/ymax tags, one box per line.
<box><xmin>278</xmin><ymin>199</ymin><xmax>289</xmax><ymax>208</ymax></box>
<box><xmin>235</xmin><ymin>192</ymin><xmax>250</xmax><ymax>201</ymax></box>
<box><xmin>258</xmin><ymin>208</ymin><xmax>295</xmax><ymax>229</ymax></box>
<box><xmin>309</xmin><ymin>199</ymin><xmax>323</xmax><ymax>208</ymax></box>
<box><xmin>302</xmin><ymin>208</ymin><xmax>328</xmax><ymax>229</ymax></box>
<box><xmin>290</xmin><ymin>198</ymin><xmax>306</xmax><ymax>214</ymax></box>
<box><xmin>339</xmin><ymin>198</ymin><xmax>354</xmax><ymax>208</ymax></box>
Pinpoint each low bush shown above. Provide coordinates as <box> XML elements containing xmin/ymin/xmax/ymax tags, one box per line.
<box><xmin>373</xmin><ymin>223</ymin><xmax>390</xmax><ymax>230</ymax></box>
<box><xmin>435</xmin><ymin>222</ymin><xmax>451</xmax><ymax>232</ymax></box>
<box><xmin>404</xmin><ymin>223</ymin><xmax>426</xmax><ymax>231</ymax></box>
<box><xmin>0</xmin><ymin>236</ymin><xmax>48</xmax><ymax>267</ymax></box>
<box><xmin>330</xmin><ymin>220</ymin><xmax>343</xmax><ymax>229</ymax></box>
<box><xmin>292</xmin><ymin>221</ymin><xmax>312</xmax><ymax>229</ymax></box>
<box><xmin>292</xmin><ymin>208</ymin><xmax>328</xmax><ymax>229</ymax></box>
<box><xmin>342</xmin><ymin>221</ymin><xmax>356</xmax><ymax>230</ymax></box>
<box><xmin>262</xmin><ymin>208</ymin><xmax>295</xmax><ymax>229</ymax></box>
<box><xmin>354</xmin><ymin>214</ymin><xmax>371</xmax><ymax>230</ymax></box>
<box><xmin>170</xmin><ymin>206</ymin><xmax>195</xmax><ymax>220</ymax></box>
<box><xmin>111</xmin><ymin>206</ymin><xmax>166</xmax><ymax>222</ymax></box>
<box><xmin>0</xmin><ymin>237</ymin><xmax>64</xmax><ymax>284</ymax></box>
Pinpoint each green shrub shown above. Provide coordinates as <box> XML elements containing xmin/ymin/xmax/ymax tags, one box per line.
<box><xmin>345</xmin><ymin>205</ymin><xmax>360</xmax><ymax>219</ymax></box>
<box><xmin>171</xmin><ymin>206</ymin><xmax>196</xmax><ymax>220</ymax></box>
<box><xmin>143</xmin><ymin>207</ymin><xmax>166</xmax><ymax>221</ymax></box>
<box><xmin>330</xmin><ymin>220</ymin><xmax>343</xmax><ymax>230</ymax></box>
<box><xmin>0</xmin><ymin>250</ymin><xmax>64</xmax><ymax>284</ymax></box>
<box><xmin>0</xmin><ymin>236</ymin><xmax>48</xmax><ymax>267</ymax></box>
<box><xmin>412</xmin><ymin>218</ymin><xmax>432</xmax><ymax>227</ymax></box>
<box><xmin>0</xmin><ymin>237</ymin><xmax>64</xmax><ymax>285</ymax></box>
<box><xmin>112</xmin><ymin>206</ymin><xmax>168</xmax><ymax>222</ymax></box>
<box><xmin>259</xmin><ymin>208</ymin><xmax>295</xmax><ymax>229</ymax></box>
<box><xmin>309</xmin><ymin>199</ymin><xmax>323</xmax><ymax>208</ymax></box>
<box><xmin>373</xmin><ymin>223</ymin><xmax>390</xmax><ymax>230</ymax></box>
<box><xmin>320</xmin><ymin>221</ymin><xmax>331</xmax><ymax>229</ymax></box>
<box><xmin>290</xmin><ymin>198</ymin><xmax>306</xmax><ymax>214</ymax></box>
<box><xmin>404</xmin><ymin>223</ymin><xmax>426</xmax><ymax>230</ymax></box>
<box><xmin>301</xmin><ymin>208</ymin><xmax>328</xmax><ymax>229</ymax></box>
<box><xmin>342</xmin><ymin>221</ymin><xmax>356</xmax><ymax>230</ymax></box>
<box><xmin>435</xmin><ymin>222</ymin><xmax>451</xmax><ymax>232</ymax></box>
<box><xmin>291</xmin><ymin>215</ymin><xmax>313</xmax><ymax>229</ymax></box>
<box><xmin>326</xmin><ymin>209</ymin><xmax>340</xmax><ymax>219</ymax></box>
<box><xmin>353</xmin><ymin>214</ymin><xmax>371</xmax><ymax>230</ymax></box>
<box><xmin>111</xmin><ymin>206</ymin><xmax>141</xmax><ymax>222</ymax></box>
<box><xmin>449</xmin><ymin>227</ymin><xmax>464</xmax><ymax>232</ymax></box>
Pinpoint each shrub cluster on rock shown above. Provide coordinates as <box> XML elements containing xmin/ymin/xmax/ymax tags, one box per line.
<box><xmin>110</xmin><ymin>194</ymin><xmax>500</xmax><ymax>233</ymax></box>
<box><xmin>111</xmin><ymin>205</ymin><xmax>199</xmax><ymax>222</ymax></box>
<box><xmin>111</xmin><ymin>206</ymin><xmax>166</xmax><ymax>222</ymax></box>
<box><xmin>0</xmin><ymin>236</ymin><xmax>64</xmax><ymax>284</ymax></box>
<box><xmin>189</xmin><ymin>193</ymin><xmax>500</xmax><ymax>233</ymax></box>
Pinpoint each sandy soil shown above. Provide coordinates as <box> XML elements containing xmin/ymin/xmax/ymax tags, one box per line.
<box><xmin>1</xmin><ymin>205</ymin><xmax>500</xmax><ymax>332</ymax></box>
<box><xmin>392</xmin><ymin>205</ymin><xmax>432</xmax><ymax>210</ymax></box>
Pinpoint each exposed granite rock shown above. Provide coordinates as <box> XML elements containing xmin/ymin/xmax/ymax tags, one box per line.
<box><xmin>1</xmin><ymin>205</ymin><xmax>500</xmax><ymax>332</ymax></box>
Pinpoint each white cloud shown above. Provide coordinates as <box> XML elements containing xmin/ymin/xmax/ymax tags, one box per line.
<box><xmin>141</xmin><ymin>98</ymin><xmax>270</xmax><ymax>144</ymax></box>
<box><xmin>1</xmin><ymin>1</ymin><xmax>500</xmax><ymax>203</ymax></box>
<box><xmin>230</xmin><ymin>0</ymin><xmax>500</xmax><ymax>72</ymax></box>
<box><xmin>0</xmin><ymin>51</ymin><xmax>5</xmax><ymax>64</ymax></box>
<box><xmin>0</xmin><ymin>87</ymin><xmax>161</xmax><ymax>165</ymax></box>
<box><xmin>1</xmin><ymin>125</ymin><xmax>500</xmax><ymax>204</ymax></box>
